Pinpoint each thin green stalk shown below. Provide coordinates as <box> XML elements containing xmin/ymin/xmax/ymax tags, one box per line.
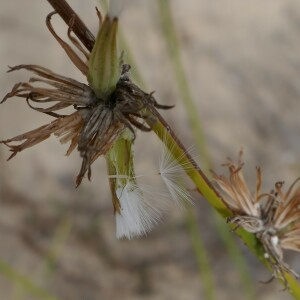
<box><xmin>0</xmin><ymin>260</ymin><xmax>59</xmax><ymax>300</ymax></box>
<box><xmin>146</xmin><ymin>105</ymin><xmax>227</xmax><ymax>214</ymax></box>
<box><xmin>121</xmin><ymin>13</ymin><xmax>216</xmax><ymax>298</ymax></box>
<box><xmin>119</xmin><ymin>33</ymin><xmax>215</xmax><ymax>299</ymax></box>
<box><xmin>119</xmin><ymin>7</ymin><xmax>259</xmax><ymax>296</ymax></box>
<box><xmin>119</xmin><ymin>31</ymin><xmax>146</xmax><ymax>89</ymax></box>
<box><xmin>286</xmin><ymin>275</ymin><xmax>300</xmax><ymax>299</ymax></box>
<box><xmin>11</xmin><ymin>285</ymin><xmax>25</xmax><ymax>300</ymax></box>
<box><xmin>147</xmin><ymin>107</ymin><xmax>224</xmax><ymax>299</ymax></box>
<box><xmin>157</xmin><ymin>0</ymin><xmax>210</xmax><ymax>169</ymax></box>
<box><xmin>186</xmin><ymin>206</ymin><xmax>216</xmax><ymax>300</ymax></box>
<box><xmin>41</xmin><ymin>214</ymin><xmax>72</xmax><ymax>279</ymax></box>
<box><xmin>214</xmin><ymin>213</ymin><xmax>255</xmax><ymax>300</ymax></box>
<box><xmin>154</xmin><ymin>1</ymin><xmax>300</xmax><ymax>295</ymax></box>
<box><xmin>12</xmin><ymin>214</ymin><xmax>72</xmax><ymax>300</ymax></box>
<box><xmin>157</xmin><ymin>1</ymin><xmax>256</xmax><ymax>299</ymax></box>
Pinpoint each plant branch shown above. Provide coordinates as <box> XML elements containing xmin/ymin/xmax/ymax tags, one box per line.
<box><xmin>0</xmin><ymin>259</ymin><xmax>58</xmax><ymax>300</ymax></box>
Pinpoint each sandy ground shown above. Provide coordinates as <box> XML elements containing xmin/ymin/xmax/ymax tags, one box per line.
<box><xmin>1</xmin><ymin>0</ymin><xmax>300</xmax><ymax>299</ymax></box>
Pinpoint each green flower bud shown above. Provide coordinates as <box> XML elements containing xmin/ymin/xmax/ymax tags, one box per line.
<box><xmin>88</xmin><ymin>15</ymin><xmax>121</xmax><ymax>99</ymax></box>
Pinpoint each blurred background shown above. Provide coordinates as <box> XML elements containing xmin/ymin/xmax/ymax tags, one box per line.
<box><xmin>1</xmin><ymin>0</ymin><xmax>300</xmax><ymax>299</ymax></box>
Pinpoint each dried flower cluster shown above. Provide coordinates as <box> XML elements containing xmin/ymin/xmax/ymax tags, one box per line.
<box><xmin>0</xmin><ymin>11</ymin><xmax>169</xmax><ymax>182</ymax></box>
<box><xmin>1</xmin><ymin>5</ymin><xmax>189</xmax><ymax>239</ymax></box>
<box><xmin>212</xmin><ymin>150</ymin><xmax>300</xmax><ymax>287</ymax></box>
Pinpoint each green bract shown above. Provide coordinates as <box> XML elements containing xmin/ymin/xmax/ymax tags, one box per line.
<box><xmin>88</xmin><ymin>16</ymin><xmax>121</xmax><ymax>99</ymax></box>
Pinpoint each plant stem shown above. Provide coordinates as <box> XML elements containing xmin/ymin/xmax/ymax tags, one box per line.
<box><xmin>157</xmin><ymin>1</ymin><xmax>256</xmax><ymax>299</ymax></box>
<box><xmin>147</xmin><ymin>105</ymin><xmax>228</xmax><ymax>215</ymax></box>
<box><xmin>0</xmin><ymin>260</ymin><xmax>59</xmax><ymax>300</ymax></box>
<box><xmin>157</xmin><ymin>0</ymin><xmax>210</xmax><ymax>169</ymax></box>
<box><xmin>214</xmin><ymin>213</ymin><xmax>255</xmax><ymax>300</ymax></box>
<box><xmin>186</xmin><ymin>206</ymin><xmax>216</xmax><ymax>300</ymax></box>
<box><xmin>41</xmin><ymin>215</ymin><xmax>72</xmax><ymax>279</ymax></box>
<box><xmin>119</xmin><ymin>31</ymin><xmax>146</xmax><ymax>89</ymax></box>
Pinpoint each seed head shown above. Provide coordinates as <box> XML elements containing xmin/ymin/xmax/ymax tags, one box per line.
<box><xmin>213</xmin><ymin>151</ymin><xmax>300</xmax><ymax>287</ymax></box>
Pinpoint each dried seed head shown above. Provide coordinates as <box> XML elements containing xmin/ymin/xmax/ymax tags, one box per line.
<box><xmin>212</xmin><ymin>150</ymin><xmax>264</xmax><ymax>219</ymax></box>
<box><xmin>213</xmin><ymin>152</ymin><xmax>300</xmax><ymax>286</ymax></box>
<box><xmin>1</xmin><ymin>8</ymin><xmax>172</xmax><ymax>186</ymax></box>
<box><xmin>1</xmin><ymin>7</ymin><xmax>175</xmax><ymax>241</ymax></box>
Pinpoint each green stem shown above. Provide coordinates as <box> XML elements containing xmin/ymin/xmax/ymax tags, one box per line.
<box><xmin>157</xmin><ymin>0</ymin><xmax>210</xmax><ymax>169</ymax></box>
<box><xmin>186</xmin><ymin>207</ymin><xmax>216</xmax><ymax>300</ymax></box>
<box><xmin>120</xmin><ymin>30</ymin><xmax>217</xmax><ymax>299</ymax></box>
<box><xmin>156</xmin><ymin>1</ymin><xmax>256</xmax><ymax>299</ymax></box>
<box><xmin>119</xmin><ymin>31</ymin><xmax>147</xmax><ymax>89</ymax></box>
<box><xmin>213</xmin><ymin>213</ymin><xmax>256</xmax><ymax>300</ymax></box>
<box><xmin>147</xmin><ymin>105</ymin><xmax>228</xmax><ymax>215</ymax></box>
<box><xmin>0</xmin><ymin>260</ymin><xmax>59</xmax><ymax>300</ymax></box>
<box><xmin>41</xmin><ymin>215</ymin><xmax>72</xmax><ymax>279</ymax></box>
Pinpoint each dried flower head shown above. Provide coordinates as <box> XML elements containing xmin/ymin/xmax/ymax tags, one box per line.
<box><xmin>1</xmin><ymin>3</ymin><xmax>175</xmax><ymax>239</ymax></box>
<box><xmin>263</xmin><ymin>179</ymin><xmax>300</xmax><ymax>280</ymax></box>
<box><xmin>211</xmin><ymin>149</ymin><xmax>265</xmax><ymax>231</ymax></box>
<box><xmin>212</xmin><ymin>150</ymin><xmax>300</xmax><ymax>287</ymax></box>
<box><xmin>1</xmin><ymin>10</ymin><xmax>171</xmax><ymax>186</ymax></box>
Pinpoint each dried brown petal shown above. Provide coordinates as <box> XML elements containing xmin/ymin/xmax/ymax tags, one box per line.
<box><xmin>1</xmin><ymin>110</ymin><xmax>86</xmax><ymax>160</ymax></box>
<box><xmin>46</xmin><ymin>12</ymin><xmax>88</xmax><ymax>76</ymax></box>
<box><xmin>3</xmin><ymin>65</ymin><xmax>97</xmax><ymax>116</ymax></box>
<box><xmin>274</xmin><ymin>178</ymin><xmax>300</xmax><ymax>230</ymax></box>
